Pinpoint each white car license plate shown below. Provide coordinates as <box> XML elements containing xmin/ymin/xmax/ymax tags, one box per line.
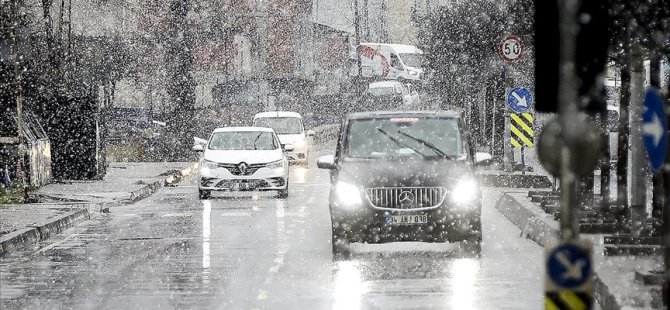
<box><xmin>386</xmin><ymin>214</ymin><xmax>428</xmax><ymax>225</ymax></box>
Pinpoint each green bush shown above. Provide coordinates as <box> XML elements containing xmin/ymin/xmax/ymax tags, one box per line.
<box><xmin>0</xmin><ymin>183</ymin><xmax>25</xmax><ymax>204</ymax></box>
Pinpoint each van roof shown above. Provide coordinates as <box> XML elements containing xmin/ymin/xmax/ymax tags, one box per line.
<box><xmin>347</xmin><ymin>110</ymin><xmax>460</xmax><ymax>120</ymax></box>
<box><xmin>254</xmin><ymin>111</ymin><xmax>303</xmax><ymax>119</ymax></box>
<box><xmin>360</xmin><ymin>43</ymin><xmax>423</xmax><ymax>54</ymax></box>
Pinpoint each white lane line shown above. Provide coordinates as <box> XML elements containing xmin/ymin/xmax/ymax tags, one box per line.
<box><xmin>202</xmin><ymin>200</ymin><xmax>211</xmax><ymax>272</ymax></box>
<box><xmin>220</xmin><ymin>212</ymin><xmax>252</xmax><ymax>217</ymax></box>
<box><xmin>256</xmin><ymin>290</ymin><xmax>268</xmax><ymax>300</ymax></box>
<box><xmin>162</xmin><ymin>212</ymin><xmax>193</xmax><ymax>217</ymax></box>
<box><xmin>33</xmin><ymin>233</ymin><xmax>80</xmax><ymax>255</ymax></box>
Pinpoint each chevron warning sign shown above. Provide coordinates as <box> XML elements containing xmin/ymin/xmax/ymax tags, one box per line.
<box><xmin>545</xmin><ymin>291</ymin><xmax>592</xmax><ymax>310</ymax></box>
<box><xmin>510</xmin><ymin>112</ymin><xmax>534</xmax><ymax>148</ymax></box>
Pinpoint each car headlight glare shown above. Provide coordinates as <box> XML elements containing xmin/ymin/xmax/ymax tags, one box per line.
<box><xmin>409</xmin><ymin>70</ymin><xmax>419</xmax><ymax>76</ymax></box>
<box><xmin>200</xmin><ymin>160</ymin><xmax>218</xmax><ymax>177</ymax></box>
<box><xmin>266</xmin><ymin>160</ymin><xmax>284</xmax><ymax>169</ymax></box>
<box><xmin>335</xmin><ymin>181</ymin><xmax>363</xmax><ymax>207</ymax></box>
<box><xmin>451</xmin><ymin>178</ymin><xmax>478</xmax><ymax>205</ymax></box>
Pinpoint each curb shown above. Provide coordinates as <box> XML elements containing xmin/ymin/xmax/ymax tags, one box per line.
<box><xmin>478</xmin><ymin>172</ymin><xmax>553</xmax><ymax>188</ymax></box>
<box><xmin>0</xmin><ymin>209</ymin><xmax>90</xmax><ymax>257</ymax></box>
<box><xmin>128</xmin><ymin>162</ymin><xmax>199</xmax><ymax>202</ymax></box>
<box><xmin>494</xmin><ymin>192</ymin><xmax>620</xmax><ymax>310</ymax></box>
<box><xmin>0</xmin><ymin>163</ymin><xmax>198</xmax><ymax>257</ymax></box>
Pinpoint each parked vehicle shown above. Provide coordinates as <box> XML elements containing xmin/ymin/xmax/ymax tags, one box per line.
<box><xmin>193</xmin><ymin>127</ymin><xmax>291</xmax><ymax>199</ymax></box>
<box><xmin>317</xmin><ymin>110</ymin><xmax>492</xmax><ymax>256</ymax></box>
<box><xmin>356</xmin><ymin>43</ymin><xmax>424</xmax><ymax>81</ymax></box>
<box><xmin>367</xmin><ymin>80</ymin><xmax>419</xmax><ymax>108</ymax></box>
<box><xmin>253</xmin><ymin>111</ymin><xmax>315</xmax><ymax>165</ymax></box>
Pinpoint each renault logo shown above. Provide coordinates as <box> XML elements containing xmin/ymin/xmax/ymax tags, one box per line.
<box><xmin>398</xmin><ymin>191</ymin><xmax>415</xmax><ymax>207</ymax></box>
<box><xmin>238</xmin><ymin>162</ymin><xmax>249</xmax><ymax>175</ymax></box>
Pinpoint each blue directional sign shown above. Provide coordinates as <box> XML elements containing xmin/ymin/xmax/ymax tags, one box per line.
<box><xmin>547</xmin><ymin>243</ymin><xmax>592</xmax><ymax>289</ymax></box>
<box><xmin>643</xmin><ymin>88</ymin><xmax>668</xmax><ymax>172</ymax></box>
<box><xmin>507</xmin><ymin>87</ymin><xmax>533</xmax><ymax>113</ymax></box>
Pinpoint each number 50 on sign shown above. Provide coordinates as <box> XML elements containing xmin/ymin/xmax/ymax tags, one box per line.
<box><xmin>499</xmin><ymin>35</ymin><xmax>525</xmax><ymax>62</ymax></box>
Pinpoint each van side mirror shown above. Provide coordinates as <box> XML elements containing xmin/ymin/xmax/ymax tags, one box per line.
<box><xmin>317</xmin><ymin>155</ymin><xmax>336</xmax><ymax>169</ymax></box>
<box><xmin>475</xmin><ymin>152</ymin><xmax>493</xmax><ymax>166</ymax></box>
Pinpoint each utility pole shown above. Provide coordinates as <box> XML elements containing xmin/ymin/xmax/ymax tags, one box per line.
<box><xmin>354</xmin><ymin>0</ymin><xmax>362</xmax><ymax>79</ymax></box>
<box><xmin>11</xmin><ymin>0</ymin><xmax>27</xmax><ymax>198</ymax></box>
<box><xmin>630</xmin><ymin>40</ymin><xmax>647</xmax><ymax>234</ymax></box>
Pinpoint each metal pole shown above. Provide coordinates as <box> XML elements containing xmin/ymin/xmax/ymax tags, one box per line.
<box><xmin>11</xmin><ymin>0</ymin><xmax>27</xmax><ymax>197</ymax></box>
<box><xmin>521</xmin><ymin>146</ymin><xmax>526</xmax><ymax>175</ymax></box>
<box><xmin>558</xmin><ymin>0</ymin><xmax>580</xmax><ymax>240</ymax></box>
<box><xmin>630</xmin><ymin>42</ymin><xmax>647</xmax><ymax>235</ymax></box>
<box><xmin>354</xmin><ymin>0</ymin><xmax>362</xmax><ymax>79</ymax></box>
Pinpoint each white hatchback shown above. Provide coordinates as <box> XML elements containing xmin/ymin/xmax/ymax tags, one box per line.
<box><xmin>193</xmin><ymin>127</ymin><xmax>291</xmax><ymax>199</ymax></box>
<box><xmin>252</xmin><ymin>111</ymin><xmax>315</xmax><ymax>165</ymax></box>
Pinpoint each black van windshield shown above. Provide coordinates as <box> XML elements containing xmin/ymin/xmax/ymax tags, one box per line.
<box><xmin>345</xmin><ymin>117</ymin><xmax>465</xmax><ymax>159</ymax></box>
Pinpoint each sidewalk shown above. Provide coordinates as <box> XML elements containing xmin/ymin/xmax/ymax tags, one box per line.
<box><xmin>0</xmin><ymin>162</ymin><xmax>198</xmax><ymax>256</ymax></box>
<box><xmin>495</xmin><ymin>191</ymin><xmax>662</xmax><ymax>309</ymax></box>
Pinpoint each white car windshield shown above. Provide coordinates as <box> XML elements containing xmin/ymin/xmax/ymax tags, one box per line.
<box><xmin>208</xmin><ymin>131</ymin><xmax>277</xmax><ymax>150</ymax></box>
<box><xmin>254</xmin><ymin>117</ymin><xmax>303</xmax><ymax>134</ymax></box>
<box><xmin>368</xmin><ymin>87</ymin><xmax>399</xmax><ymax>96</ymax></box>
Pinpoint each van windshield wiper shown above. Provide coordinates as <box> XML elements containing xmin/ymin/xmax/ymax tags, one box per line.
<box><xmin>396</xmin><ymin>130</ymin><xmax>456</xmax><ymax>159</ymax></box>
<box><xmin>377</xmin><ymin>128</ymin><xmax>427</xmax><ymax>158</ymax></box>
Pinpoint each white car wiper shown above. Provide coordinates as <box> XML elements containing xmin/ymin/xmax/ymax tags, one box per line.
<box><xmin>397</xmin><ymin>130</ymin><xmax>457</xmax><ymax>160</ymax></box>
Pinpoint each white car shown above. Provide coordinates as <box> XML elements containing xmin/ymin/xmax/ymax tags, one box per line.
<box><xmin>193</xmin><ymin>127</ymin><xmax>291</xmax><ymax>199</ymax></box>
<box><xmin>367</xmin><ymin>80</ymin><xmax>419</xmax><ymax>107</ymax></box>
<box><xmin>252</xmin><ymin>111</ymin><xmax>315</xmax><ymax>165</ymax></box>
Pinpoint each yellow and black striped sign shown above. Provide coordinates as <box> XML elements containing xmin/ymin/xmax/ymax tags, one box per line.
<box><xmin>510</xmin><ymin>112</ymin><xmax>534</xmax><ymax>148</ymax></box>
<box><xmin>545</xmin><ymin>291</ymin><xmax>593</xmax><ymax>310</ymax></box>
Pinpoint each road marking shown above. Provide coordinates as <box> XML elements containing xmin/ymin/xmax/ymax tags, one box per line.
<box><xmin>34</xmin><ymin>233</ymin><xmax>80</xmax><ymax>254</ymax></box>
<box><xmin>256</xmin><ymin>290</ymin><xmax>268</xmax><ymax>300</ymax></box>
<box><xmin>162</xmin><ymin>212</ymin><xmax>193</xmax><ymax>217</ymax></box>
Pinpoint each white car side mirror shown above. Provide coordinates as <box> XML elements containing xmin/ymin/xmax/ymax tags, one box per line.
<box><xmin>192</xmin><ymin>144</ymin><xmax>204</xmax><ymax>152</ymax></box>
<box><xmin>283</xmin><ymin>144</ymin><xmax>295</xmax><ymax>152</ymax></box>
<box><xmin>194</xmin><ymin>137</ymin><xmax>207</xmax><ymax>146</ymax></box>
<box><xmin>306</xmin><ymin>130</ymin><xmax>316</xmax><ymax>137</ymax></box>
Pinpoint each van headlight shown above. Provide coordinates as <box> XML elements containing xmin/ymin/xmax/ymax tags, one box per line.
<box><xmin>335</xmin><ymin>181</ymin><xmax>363</xmax><ymax>208</ymax></box>
<box><xmin>450</xmin><ymin>178</ymin><xmax>478</xmax><ymax>205</ymax></box>
<box><xmin>408</xmin><ymin>70</ymin><xmax>419</xmax><ymax>76</ymax></box>
<box><xmin>266</xmin><ymin>160</ymin><xmax>284</xmax><ymax>169</ymax></box>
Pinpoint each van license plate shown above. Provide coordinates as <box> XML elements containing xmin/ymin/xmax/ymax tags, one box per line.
<box><xmin>386</xmin><ymin>215</ymin><xmax>428</xmax><ymax>225</ymax></box>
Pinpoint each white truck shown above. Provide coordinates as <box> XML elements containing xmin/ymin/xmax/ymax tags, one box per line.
<box><xmin>355</xmin><ymin>43</ymin><xmax>424</xmax><ymax>81</ymax></box>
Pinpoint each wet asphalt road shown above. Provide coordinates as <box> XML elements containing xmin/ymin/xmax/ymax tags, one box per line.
<box><xmin>1</xmin><ymin>162</ymin><xmax>548</xmax><ymax>310</ymax></box>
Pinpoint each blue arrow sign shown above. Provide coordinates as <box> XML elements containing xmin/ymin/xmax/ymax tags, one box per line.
<box><xmin>643</xmin><ymin>88</ymin><xmax>668</xmax><ymax>172</ymax></box>
<box><xmin>507</xmin><ymin>87</ymin><xmax>533</xmax><ymax>113</ymax></box>
<box><xmin>547</xmin><ymin>244</ymin><xmax>591</xmax><ymax>289</ymax></box>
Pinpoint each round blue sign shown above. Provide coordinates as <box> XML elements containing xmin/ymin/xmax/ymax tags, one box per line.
<box><xmin>547</xmin><ymin>244</ymin><xmax>591</xmax><ymax>289</ymax></box>
<box><xmin>507</xmin><ymin>87</ymin><xmax>534</xmax><ymax>113</ymax></box>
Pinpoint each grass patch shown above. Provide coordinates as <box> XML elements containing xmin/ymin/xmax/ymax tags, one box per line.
<box><xmin>0</xmin><ymin>183</ymin><xmax>25</xmax><ymax>204</ymax></box>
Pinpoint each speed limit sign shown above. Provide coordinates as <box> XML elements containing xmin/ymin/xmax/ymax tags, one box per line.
<box><xmin>499</xmin><ymin>35</ymin><xmax>524</xmax><ymax>62</ymax></box>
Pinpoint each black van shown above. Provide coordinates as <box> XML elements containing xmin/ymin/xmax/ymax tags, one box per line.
<box><xmin>317</xmin><ymin>110</ymin><xmax>492</xmax><ymax>256</ymax></box>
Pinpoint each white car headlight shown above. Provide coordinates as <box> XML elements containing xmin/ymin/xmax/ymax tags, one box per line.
<box><xmin>450</xmin><ymin>178</ymin><xmax>479</xmax><ymax>205</ymax></box>
<box><xmin>266</xmin><ymin>160</ymin><xmax>284</xmax><ymax>169</ymax></box>
<box><xmin>335</xmin><ymin>181</ymin><xmax>363</xmax><ymax>208</ymax></box>
<box><xmin>200</xmin><ymin>160</ymin><xmax>218</xmax><ymax>177</ymax></box>
<box><xmin>408</xmin><ymin>70</ymin><xmax>419</xmax><ymax>76</ymax></box>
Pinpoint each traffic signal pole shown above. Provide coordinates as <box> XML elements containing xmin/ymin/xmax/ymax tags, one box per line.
<box><xmin>557</xmin><ymin>0</ymin><xmax>580</xmax><ymax>240</ymax></box>
<box><xmin>630</xmin><ymin>43</ymin><xmax>647</xmax><ymax>234</ymax></box>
